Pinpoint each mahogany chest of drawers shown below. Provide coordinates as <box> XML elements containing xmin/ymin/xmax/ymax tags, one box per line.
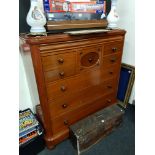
<box><xmin>22</xmin><ymin>29</ymin><xmax>126</xmax><ymax>149</ymax></box>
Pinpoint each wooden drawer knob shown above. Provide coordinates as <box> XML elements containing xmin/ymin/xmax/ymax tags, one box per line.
<box><xmin>112</xmin><ymin>47</ymin><xmax>117</xmax><ymax>52</ymax></box>
<box><xmin>64</xmin><ymin>120</ymin><xmax>68</xmax><ymax>125</ymax></box>
<box><xmin>109</xmin><ymin>71</ymin><xmax>113</xmax><ymax>75</ymax></box>
<box><xmin>106</xmin><ymin>99</ymin><xmax>112</xmax><ymax>103</ymax></box>
<box><xmin>110</xmin><ymin>58</ymin><xmax>117</xmax><ymax>63</ymax></box>
<box><xmin>62</xmin><ymin>104</ymin><xmax>68</xmax><ymax>108</ymax></box>
<box><xmin>88</xmin><ymin>58</ymin><xmax>93</xmax><ymax>63</ymax></box>
<box><xmin>59</xmin><ymin>71</ymin><xmax>65</xmax><ymax>77</ymax></box>
<box><xmin>60</xmin><ymin>86</ymin><xmax>67</xmax><ymax>92</ymax></box>
<box><xmin>58</xmin><ymin>58</ymin><xmax>64</xmax><ymax>64</ymax></box>
<box><xmin>107</xmin><ymin>85</ymin><xmax>112</xmax><ymax>89</ymax></box>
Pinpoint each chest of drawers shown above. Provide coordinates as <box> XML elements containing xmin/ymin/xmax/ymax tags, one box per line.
<box><xmin>22</xmin><ymin>29</ymin><xmax>126</xmax><ymax>149</ymax></box>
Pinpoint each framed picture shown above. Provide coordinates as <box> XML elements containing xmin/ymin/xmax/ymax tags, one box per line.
<box><xmin>43</xmin><ymin>0</ymin><xmax>110</xmax><ymax>30</ymax></box>
<box><xmin>117</xmin><ymin>63</ymin><xmax>135</xmax><ymax>108</ymax></box>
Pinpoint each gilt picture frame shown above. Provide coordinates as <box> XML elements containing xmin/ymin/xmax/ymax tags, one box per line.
<box><xmin>117</xmin><ymin>63</ymin><xmax>135</xmax><ymax>108</ymax></box>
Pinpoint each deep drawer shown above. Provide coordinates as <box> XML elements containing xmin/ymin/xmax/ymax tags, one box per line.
<box><xmin>49</xmin><ymin>78</ymin><xmax>118</xmax><ymax>118</ymax></box>
<box><xmin>46</xmin><ymin>66</ymin><xmax>119</xmax><ymax>101</ymax></box>
<box><xmin>50</xmin><ymin>92</ymin><xmax>117</xmax><ymax>134</ymax></box>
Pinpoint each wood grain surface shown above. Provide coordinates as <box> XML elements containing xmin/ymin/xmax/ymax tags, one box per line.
<box><xmin>21</xmin><ymin>29</ymin><xmax>126</xmax><ymax>149</ymax></box>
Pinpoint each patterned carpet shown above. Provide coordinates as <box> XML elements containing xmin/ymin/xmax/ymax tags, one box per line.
<box><xmin>38</xmin><ymin>104</ymin><xmax>135</xmax><ymax>155</ymax></box>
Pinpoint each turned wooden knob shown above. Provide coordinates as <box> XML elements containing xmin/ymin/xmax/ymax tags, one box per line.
<box><xmin>112</xmin><ymin>47</ymin><xmax>117</xmax><ymax>52</ymax></box>
<box><xmin>64</xmin><ymin>120</ymin><xmax>68</xmax><ymax>125</ymax></box>
<box><xmin>107</xmin><ymin>85</ymin><xmax>112</xmax><ymax>89</ymax></box>
<box><xmin>58</xmin><ymin>58</ymin><xmax>64</xmax><ymax>64</ymax></box>
<box><xmin>110</xmin><ymin>57</ymin><xmax>116</xmax><ymax>63</ymax></box>
<box><xmin>106</xmin><ymin>99</ymin><xmax>112</xmax><ymax>103</ymax></box>
<box><xmin>62</xmin><ymin>104</ymin><xmax>68</xmax><ymax>108</ymax></box>
<box><xmin>109</xmin><ymin>71</ymin><xmax>113</xmax><ymax>75</ymax></box>
<box><xmin>60</xmin><ymin>86</ymin><xmax>66</xmax><ymax>91</ymax></box>
<box><xmin>59</xmin><ymin>71</ymin><xmax>65</xmax><ymax>77</ymax></box>
<box><xmin>88</xmin><ymin>58</ymin><xmax>93</xmax><ymax>63</ymax></box>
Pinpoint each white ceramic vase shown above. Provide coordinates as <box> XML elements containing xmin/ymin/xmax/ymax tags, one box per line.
<box><xmin>107</xmin><ymin>0</ymin><xmax>119</xmax><ymax>28</ymax></box>
<box><xmin>26</xmin><ymin>0</ymin><xmax>46</xmax><ymax>33</ymax></box>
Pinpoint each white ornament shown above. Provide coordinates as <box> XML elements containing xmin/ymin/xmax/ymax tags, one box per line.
<box><xmin>26</xmin><ymin>0</ymin><xmax>46</xmax><ymax>33</ymax></box>
<box><xmin>63</xmin><ymin>2</ymin><xmax>69</xmax><ymax>12</ymax></box>
<box><xmin>107</xmin><ymin>0</ymin><xmax>119</xmax><ymax>28</ymax></box>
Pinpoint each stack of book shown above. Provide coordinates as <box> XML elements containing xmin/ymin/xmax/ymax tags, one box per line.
<box><xmin>19</xmin><ymin>109</ymin><xmax>43</xmax><ymax>146</ymax></box>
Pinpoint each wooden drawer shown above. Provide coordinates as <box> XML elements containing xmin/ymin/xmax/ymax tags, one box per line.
<box><xmin>102</xmin><ymin>53</ymin><xmax>122</xmax><ymax>68</ymax></box>
<box><xmin>51</xmin><ymin>92</ymin><xmax>117</xmax><ymax>134</ymax></box>
<box><xmin>44</xmin><ymin>66</ymin><xmax>76</xmax><ymax>83</ymax></box>
<box><xmin>41</xmin><ymin>51</ymin><xmax>76</xmax><ymax>72</ymax></box>
<box><xmin>46</xmin><ymin>66</ymin><xmax>119</xmax><ymax>101</ymax></box>
<box><xmin>103</xmin><ymin>41</ymin><xmax>123</xmax><ymax>55</ymax></box>
<box><xmin>77</xmin><ymin>46</ymin><xmax>102</xmax><ymax>71</ymax></box>
<box><xmin>41</xmin><ymin>51</ymin><xmax>76</xmax><ymax>82</ymax></box>
<box><xmin>49</xmin><ymin>78</ymin><xmax>118</xmax><ymax>118</ymax></box>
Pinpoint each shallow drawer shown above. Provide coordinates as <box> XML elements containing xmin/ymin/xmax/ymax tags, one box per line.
<box><xmin>50</xmin><ymin>92</ymin><xmax>117</xmax><ymax>134</ymax></box>
<box><xmin>49</xmin><ymin>78</ymin><xmax>118</xmax><ymax>118</ymax></box>
<box><xmin>44</xmin><ymin>66</ymin><xmax>76</xmax><ymax>83</ymax></box>
<box><xmin>102</xmin><ymin>53</ymin><xmax>122</xmax><ymax>68</ymax></box>
<box><xmin>103</xmin><ymin>41</ymin><xmax>123</xmax><ymax>55</ymax></box>
<box><xmin>46</xmin><ymin>66</ymin><xmax>119</xmax><ymax>101</ymax></box>
<box><xmin>41</xmin><ymin>51</ymin><xmax>76</xmax><ymax>72</ymax></box>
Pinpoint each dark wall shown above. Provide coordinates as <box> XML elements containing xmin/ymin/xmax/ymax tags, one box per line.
<box><xmin>106</xmin><ymin>0</ymin><xmax>111</xmax><ymax>15</ymax></box>
<box><xmin>19</xmin><ymin>0</ymin><xmax>30</xmax><ymax>33</ymax></box>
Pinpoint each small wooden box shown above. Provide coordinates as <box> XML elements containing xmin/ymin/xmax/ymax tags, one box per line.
<box><xmin>69</xmin><ymin>104</ymin><xmax>124</xmax><ymax>154</ymax></box>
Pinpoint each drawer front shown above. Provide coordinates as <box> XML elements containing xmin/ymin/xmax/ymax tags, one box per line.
<box><xmin>41</xmin><ymin>51</ymin><xmax>76</xmax><ymax>72</ymax></box>
<box><xmin>104</xmin><ymin>41</ymin><xmax>123</xmax><ymax>55</ymax></box>
<box><xmin>41</xmin><ymin>51</ymin><xmax>76</xmax><ymax>82</ymax></box>
<box><xmin>44</xmin><ymin>66</ymin><xmax>75</xmax><ymax>83</ymax></box>
<box><xmin>102</xmin><ymin>53</ymin><xmax>122</xmax><ymax>68</ymax></box>
<box><xmin>77</xmin><ymin>46</ymin><xmax>102</xmax><ymax>71</ymax></box>
<box><xmin>46</xmin><ymin>66</ymin><xmax>119</xmax><ymax>101</ymax></box>
<box><xmin>49</xmin><ymin>78</ymin><xmax>118</xmax><ymax>118</ymax></box>
<box><xmin>51</xmin><ymin>92</ymin><xmax>117</xmax><ymax>134</ymax></box>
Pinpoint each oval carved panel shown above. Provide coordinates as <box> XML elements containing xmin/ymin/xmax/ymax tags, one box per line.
<box><xmin>81</xmin><ymin>52</ymin><xmax>99</xmax><ymax>67</ymax></box>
